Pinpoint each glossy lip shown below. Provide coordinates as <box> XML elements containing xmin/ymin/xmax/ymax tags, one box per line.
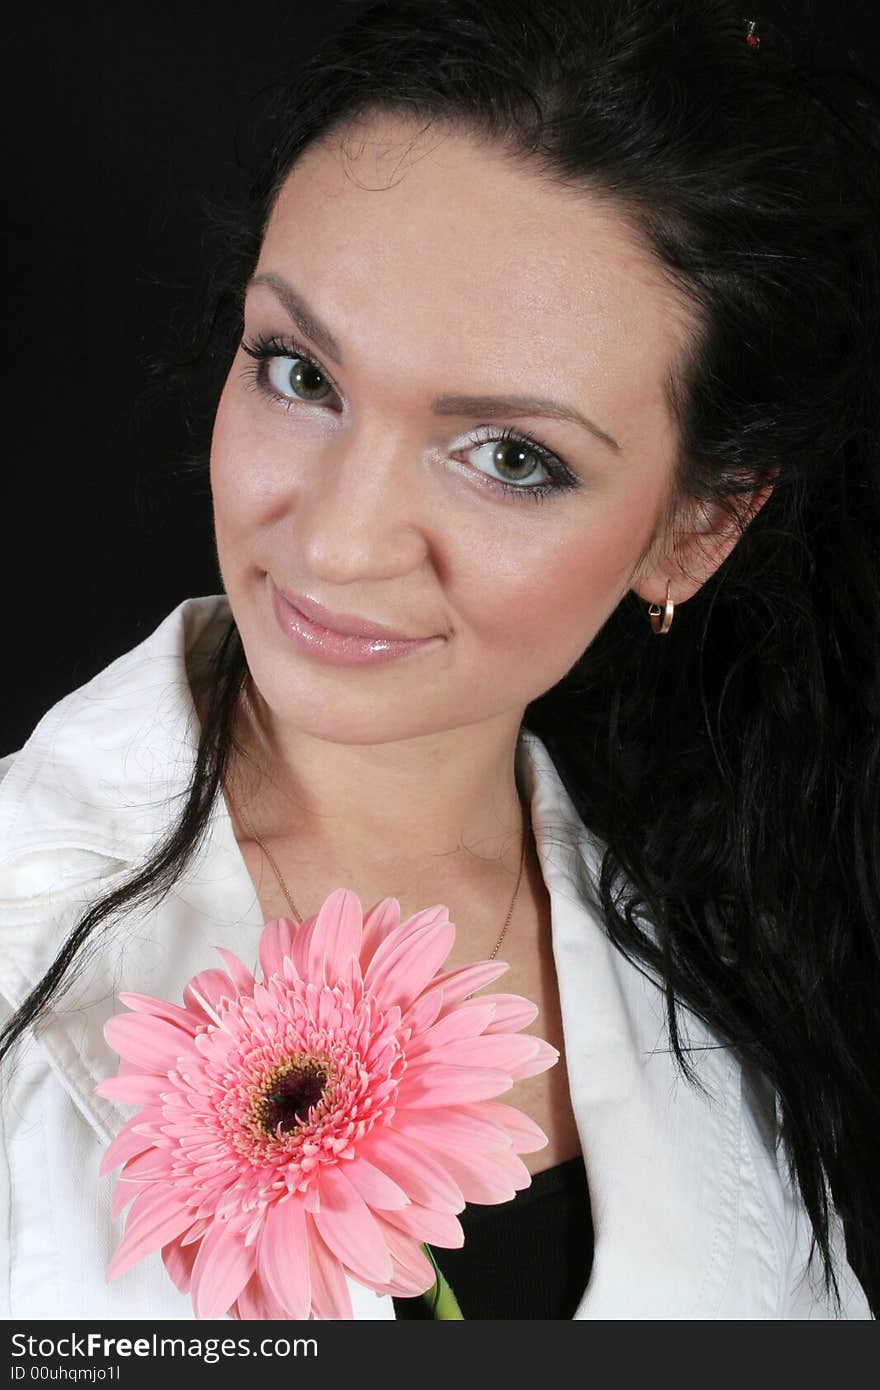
<box><xmin>277</xmin><ymin>585</ymin><xmax>425</xmax><ymax>640</ymax></box>
<box><xmin>270</xmin><ymin>579</ymin><xmax>443</xmax><ymax>668</ymax></box>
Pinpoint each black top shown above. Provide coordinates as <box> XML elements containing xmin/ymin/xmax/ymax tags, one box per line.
<box><xmin>392</xmin><ymin>1154</ymin><xmax>593</xmax><ymax>1319</ymax></box>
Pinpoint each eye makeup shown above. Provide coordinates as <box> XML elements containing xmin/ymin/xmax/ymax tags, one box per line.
<box><xmin>239</xmin><ymin>331</ymin><xmax>583</xmax><ymax>503</ymax></box>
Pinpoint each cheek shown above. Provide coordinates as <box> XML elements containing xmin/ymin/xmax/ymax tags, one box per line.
<box><xmin>209</xmin><ymin>382</ymin><xmax>241</xmax><ymax>527</ymax></box>
<box><xmin>453</xmin><ymin>490</ymin><xmax>659</xmax><ymax>676</ymax></box>
<box><xmin>209</xmin><ymin>382</ymin><xmax>275</xmax><ymax>541</ymax></box>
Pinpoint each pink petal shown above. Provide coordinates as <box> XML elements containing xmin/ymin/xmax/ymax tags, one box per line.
<box><xmin>420</xmin><ymin>959</ymin><xmax>510</xmax><ymax>1011</ymax></box>
<box><xmin>382</xmin><ymin>1106</ymin><xmax>511</xmax><ymax>1154</ymax></box>
<box><xmin>189</xmin><ymin>1158</ymin><xmax>235</xmax><ymax>1182</ymax></box>
<box><xmin>306</xmin><ymin>1220</ymin><xmax>354</xmax><ymax>1320</ymax></box>
<box><xmin>395</xmin><ymin>1064</ymin><xmax>513</xmax><ymax>1107</ymax></box>
<box><xmin>190</xmin><ymin>1219</ymin><xmax>257</xmax><ymax>1320</ymax></box>
<box><xmin>457</xmin><ymin>991</ymin><xmax>539</xmax><ymax>1033</ymax></box>
<box><xmin>381</xmin><ymin>1201</ymin><xmax>465</xmax><ymax>1248</ymax></box>
<box><xmin>506</xmin><ymin>1037</ymin><xmax>560</xmax><ymax>1079</ymax></box>
<box><xmin>213</xmin><ymin>946</ymin><xmax>256</xmax><ymax>996</ymax></box>
<box><xmin>117</xmin><ymin>992</ymin><xmax>200</xmax><ymax>1034</ymax></box>
<box><xmin>234</xmin><ymin>1270</ymin><xmax>289</xmax><ymax>1320</ymax></box>
<box><xmin>411</xmin><ymin>1033</ymin><xmax>541</xmax><ymax>1073</ymax></box>
<box><xmin>116</xmin><ymin>1057</ymin><xmax>146</xmax><ymax>1075</ymax></box>
<box><xmin>362</xmin><ymin>916</ymin><xmax>456</xmax><ymax>1014</ymax></box>
<box><xmin>95</xmin><ymin>1073</ymin><xmax>172</xmax><ymax>1106</ymax></box>
<box><xmin>110</xmin><ymin>1167</ymin><xmax>168</xmax><ymax>1223</ymax></box>
<box><xmin>99</xmin><ymin>1117</ymin><xmax>156</xmax><ymax>1176</ymax></box>
<box><xmin>359</xmin><ymin>897</ymin><xmax>402</xmax><ymax>970</ymax></box>
<box><xmin>117</xmin><ymin>1148</ymin><xmax>174</xmax><ymax>1183</ymax></box>
<box><xmin>305</xmin><ymin>888</ymin><xmax>364</xmax><ymax>988</ymax></box>
<box><xmin>177</xmin><ymin>1140</ymin><xmax>226</xmax><ymax>1163</ymax></box>
<box><xmin>361</xmin><ymin>1127</ymin><xmax>464</xmax><ymax>1210</ymax></box>
<box><xmin>193</xmin><ymin>1029</ymin><xmax>237</xmax><ymax>1060</ymax></box>
<box><xmin>459</xmin><ymin>1101</ymin><xmax>550</xmax><ymax>1153</ymax></box>
<box><xmin>182</xmin><ymin>968</ymin><xmax>239</xmax><ymax>1023</ymax></box>
<box><xmin>107</xmin><ymin>1186</ymin><xmax>196</xmax><ymax>1280</ymax></box>
<box><xmin>129</xmin><ymin>1119</ymin><xmax>168</xmax><ymax>1145</ymax></box>
<box><xmin>370</xmin><ymin>1220</ymin><xmax>436</xmax><ymax>1297</ymax></box>
<box><xmin>404</xmin><ymin>1001</ymin><xmax>498</xmax><ymax>1060</ymax></box>
<box><xmin>258</xmin><ymin>917</ymin><xmax>299</xmax><ymax>981</ymax></box>
<box><xmin>337</xmin><ymin>1156</ymin><xmax>410</xmax><ymax>1211</ymax></box>
<box><xmin>162</xmin><ymin>1237</ymin><xmax>199</xmax><ymax>1294</ymax></box>
<box><xmin>399</xmin><ymin>988</ymin><xmax>444</xmax><ymax>1037</ymax></box>
<box><xmin>437</xmin><ymin>1144</ymin><xmax>532</xmax><ymax>1204</ymax></box>
<box><xmin>312</xmin><ymin>1164</ymin><xmax>393</xmax><ymax>1287</ymax></box>
<box><xmin>361</xmin><ymin>907</ymin><xmax>449</xmax><ymax>997</ymax></box>
<box><xmin>290</xmin><ymin>912</ymin><xmax>320</xmax><ymax>979</ymax></box>
<box><xmin>180</xmin><ymin>1217</ymin><xmax>212</xmax><ymax>1246</ymax></box>
<box><xmin>104</xmin><ymin>1014</ymin><xmax>194</xmax><ymax>1073</ymax></box>
<box><xmin>493</xmin><ymin>1145</ymin><xmax>535</xmax><ymax>1189</ymax></box>
<box><xmin>257</xmin><ymin>1196</ymin><xmax>311</xmax><ymax>1319</ymax></box>
<box><xmin>111</xmin><ymin>1176</ymin><xmax>139</xmax><ymax>1222</ymax></box>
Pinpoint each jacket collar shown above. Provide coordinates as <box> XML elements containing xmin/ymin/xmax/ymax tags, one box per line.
<box><xmin>0</xmin><ymin>596</ymin><xmax>229</xmax><ymax>872</ymax></box>
<box><xmin>0</xmin><ymin>595</ymin><xmax>741</xmax><ymax>1319</ymax></box>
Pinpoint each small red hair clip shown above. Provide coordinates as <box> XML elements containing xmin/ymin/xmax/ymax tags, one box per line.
<box><xmin>745</xmin><ymin>19</ymin><xmax>760</xmax><ymax>50</ymax></box>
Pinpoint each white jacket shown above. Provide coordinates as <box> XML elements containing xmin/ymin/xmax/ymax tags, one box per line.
<box><xmin>0</xmin><ymin>596</ymin><xmax>871</xmax><ymax>1320</ymax></box>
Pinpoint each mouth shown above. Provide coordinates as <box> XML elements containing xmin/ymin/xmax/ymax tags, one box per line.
<box><xmin>272</xmin><ymin>582</ymin><xmax>436</xmax><ymax>642</ymax></box>
<box><xmin>268</xmin><ymin>577</ymin><xmax>444</xmax><ymax>668</ymax></box>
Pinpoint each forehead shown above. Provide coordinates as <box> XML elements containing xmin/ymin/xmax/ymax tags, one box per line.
<box><xmin>257</xmin><ymin>112</ymin><xmax>694</xmax><ymax>437</ymax></box>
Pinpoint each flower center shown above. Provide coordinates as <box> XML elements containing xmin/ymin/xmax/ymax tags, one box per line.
<box><xmin>257</xmin><ymin>1057</ymin><xmax>330</xmax><ymax>1136</ymax></box>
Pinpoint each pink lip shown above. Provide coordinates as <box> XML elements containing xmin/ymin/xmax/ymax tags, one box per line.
<box><xmin>270</xmin><ymin>580</ymin><xmax>442</xmax><ymax>668</ymax></box>
<box><xmin>279</xmin><ymin>587</ymin><xmax>423</xmax><ymax>640</ymax></box>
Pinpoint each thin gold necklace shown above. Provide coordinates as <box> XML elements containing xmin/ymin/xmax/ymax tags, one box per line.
<box><xmin>223</xmin><ymin>775</ymin><xmax>529</xmax><ymax>961</ymax></box>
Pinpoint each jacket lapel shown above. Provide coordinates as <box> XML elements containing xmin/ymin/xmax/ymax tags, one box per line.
<box><xmin>0</xmin><ymin>595</ymin><xmax>740</xmax><ymax>1319</ymax></box>
<box><xmin>521</xmin><ymin>734</ymin><xmax>742</xmax><ymax>1317</ymax></box>
<box><xmin>0</xmin><ymin>597</ymin><xmax>246</xmax><ymax>1143</ymax></box>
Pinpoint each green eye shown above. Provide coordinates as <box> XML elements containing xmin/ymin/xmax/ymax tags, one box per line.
<box><xmin>267</xmin><ymin>354</ymin><xmax>334</xmax><ymax>403</ymax></box>
<box><xmin>469</xmin><ymin>436</ymin><xmax>546</xmax><ymax>486</ymax></box>
<box><xmin>458</xmin><ymin>424</ymin><xmax>581</xmax><ymax>502</ymax></box>
<box><xmin>240</xmin><ymin>333</ymin><xmax>340</xmax><ymax>408</ymax></box>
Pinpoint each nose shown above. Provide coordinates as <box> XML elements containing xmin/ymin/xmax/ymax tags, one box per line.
<box><xmin>294</xmin><ymin>423</ymin><xmax>431</xmax><ymax>585</ymax></box>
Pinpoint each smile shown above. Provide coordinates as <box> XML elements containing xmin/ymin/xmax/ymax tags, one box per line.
<box><xmin>269</xmin><ymin>578</ymin><xmax>443</xmax><ymax>668</ymax></box>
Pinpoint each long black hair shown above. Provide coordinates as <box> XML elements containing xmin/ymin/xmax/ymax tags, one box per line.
<box><xmin>2</xmin><ymin>0</ymin><xmax>878</xmax><ymax>1313</ymax></box>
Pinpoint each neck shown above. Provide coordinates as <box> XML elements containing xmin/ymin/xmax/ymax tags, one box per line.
<box><xmin>227</xmin><ymin>680</ymin><xmax>529</xmax><ymax>881</ymax></box>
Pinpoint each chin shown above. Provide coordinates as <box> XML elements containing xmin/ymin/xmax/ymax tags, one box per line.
<box><xmin>242</xmin><ymin>665</ymin><xmax>448</xmax><ymax>748</ymax></box>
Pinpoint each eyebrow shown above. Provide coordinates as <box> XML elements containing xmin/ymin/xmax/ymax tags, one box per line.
<box><xmin>247</xmin><ymin>271</ymin><xmax>622</xmax><ymax>454</ymax></box>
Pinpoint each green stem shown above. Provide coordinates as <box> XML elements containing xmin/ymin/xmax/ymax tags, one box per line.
<box><xmin>421</xmin><ymin>1243</ymin><xmax>465</xmax><ymax>1319</ymax></box>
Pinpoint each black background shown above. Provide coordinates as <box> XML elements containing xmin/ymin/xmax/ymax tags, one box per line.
<box><xmin>4</xmin><ymin>0</ymin><xmax>879</xmax><ymax>755</ymax></box>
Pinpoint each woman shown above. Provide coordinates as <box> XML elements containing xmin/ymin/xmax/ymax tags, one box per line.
<box><xmin>1</xmin><ymin>0</ymin><xmax>877</xmax><ymax>1319</ymax></box>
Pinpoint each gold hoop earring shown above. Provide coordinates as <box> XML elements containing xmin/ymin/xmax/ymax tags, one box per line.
<box><xmin>648</xmin><ymin>581</ymin><xmax>675</xmax><ymax>635</ymax></box>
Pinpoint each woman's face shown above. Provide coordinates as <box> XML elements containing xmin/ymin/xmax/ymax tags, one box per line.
<box><xmin>210</xmin><ymin>113</ymin><xmax>697</xmax><ymax>746</ymax></box>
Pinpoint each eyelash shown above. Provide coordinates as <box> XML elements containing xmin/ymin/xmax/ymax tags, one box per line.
<box><xmin>239</xmin><ymin>332</ymin><xmax>580</xmax><ymax>503</ymax></box>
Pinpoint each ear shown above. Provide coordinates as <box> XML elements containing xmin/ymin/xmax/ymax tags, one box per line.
<box><xmin>629</xmin><ymin>481</ymin><xmax>773</xmax><ymax>610</ymax></box>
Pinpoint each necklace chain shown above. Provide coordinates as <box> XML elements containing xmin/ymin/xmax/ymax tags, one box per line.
<box><xmin>223</xmin><ymin>757</ymin><xmax>529</xmax><ymax>960</ymax></box>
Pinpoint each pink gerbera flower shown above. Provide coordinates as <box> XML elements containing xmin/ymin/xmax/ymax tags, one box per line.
<box><xmin>95</xmin><ymin>889</ymin><xmax>558</xmax><ymax>1320</ymax></box>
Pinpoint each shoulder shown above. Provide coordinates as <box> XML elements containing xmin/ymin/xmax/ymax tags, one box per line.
<box><xmin>0</xmin><ymin>596</ymin><xmax>232</xmax><ymax>1011</ymax></box>
<box><xmin>0</xmin><ymin>595</ymin><xmax>231</xmax><ymax>887</ymax></box>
